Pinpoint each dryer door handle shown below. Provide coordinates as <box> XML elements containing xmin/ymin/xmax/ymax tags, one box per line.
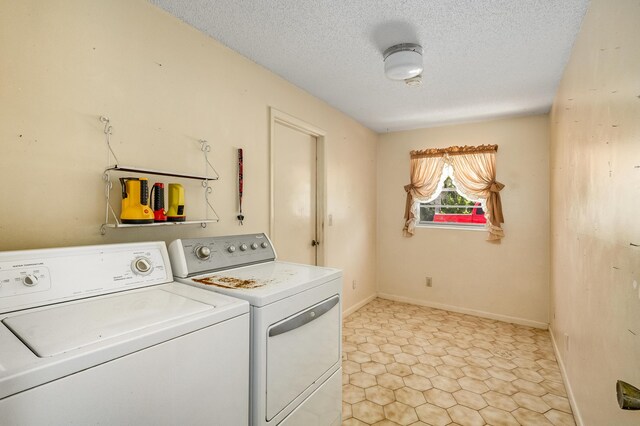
<box><xmin>268</xmin><ymin>296</ymin><xmax>339</xmax><ymax>337</ymax></box>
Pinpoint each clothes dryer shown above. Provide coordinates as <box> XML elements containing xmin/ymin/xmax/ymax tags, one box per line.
<box><xmin>169</xmin><ymin>233</ymin><xmax>342</xmax><ymax>426</ymax></box>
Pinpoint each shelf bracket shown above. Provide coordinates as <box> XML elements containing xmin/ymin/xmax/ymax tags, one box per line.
<box><xmin>199</xmin><ymin>140</ymin><xmax>220</xmax><ymax>180</ymax></box>
<box><xmin>200</xmin><ymin>139</ymin><xmax>220</xmax><ymax>225</ymax></box>
<box><xmin>100</xmin><ymin>116</ymin><xmax>120</xmax><ymax>167</ymax></box>
<box><xmin>202</xmin><ymin>180</ymin><xmax>220</xmax><ymax>225</ymax></box>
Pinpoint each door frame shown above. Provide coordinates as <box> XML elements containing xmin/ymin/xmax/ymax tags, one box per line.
<box><xmin>269</xmin><ymin>107</ymin><xmax>326</xmax><ymax>266</ymax></box>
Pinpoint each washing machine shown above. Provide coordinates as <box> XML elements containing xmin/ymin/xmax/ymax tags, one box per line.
<box><xmin>169</xmin><ymin>233</ymin><xmax>342</xmax><ymax>426</ymax></box>
<box><xmin>0</xmin><ymin>241</ymin><xmax>250</xmax><ymax>425</ymax></box>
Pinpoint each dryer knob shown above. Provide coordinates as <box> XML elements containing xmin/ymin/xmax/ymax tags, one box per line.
<box><xmin>251</xmin><ymin>243</ymin><xmax>258</xmax><ymax>250</ymax></box>
<box><xmin>239</xmin><ymin>244</ymin><xmax>248</xmax><ymax>251</ymax></box>
<box><xmin>195</xmin><ymin>245</ymin><xmax>211</xmax><ymax>260</ymax></box>
<box><xmin>132</xmin><ymin>257</ymin><xmax>153</xmax><ymax>275</ymax></box>
<box><xmin>261</xmin><ymin>242</ymin><xmax>268</xmax><ymax>249</ymax></box>
<box><xmin>227</xmin><ymin>245</ymin><xmax>236</xmax><ymax>253</ymax></box>
<box><xmin>22</xmin><ymin>274</ymin><xmax>39</xmax><ymax>287</ymax></box>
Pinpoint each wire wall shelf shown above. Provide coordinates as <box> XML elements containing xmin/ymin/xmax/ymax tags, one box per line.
<box><xmin>99</xmin><ymin>116</ymin><xmax>220</xmax><ymax>234</ymax></box>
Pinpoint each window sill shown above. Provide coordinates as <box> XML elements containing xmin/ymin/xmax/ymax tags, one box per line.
<box><xmin>416</xmin><ymin>223</ymin><xmax>487</xmax><ymax>232</ymax></box>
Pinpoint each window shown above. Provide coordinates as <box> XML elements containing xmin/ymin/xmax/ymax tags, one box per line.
<box><xmin>418</xmin><ymin>176</ymin><xmax>486</xmax><ymax>228</ymax></box>
<box><xmin>403</xmin><ymin>144</ymin><xmax>504</xmax><ymax>240</ymax></box>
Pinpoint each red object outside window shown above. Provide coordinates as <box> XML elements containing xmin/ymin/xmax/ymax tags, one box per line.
<box><xmin>432</xmin><ymin>202</ymin><xmax>486</xmax><ymax>224</ymax></box>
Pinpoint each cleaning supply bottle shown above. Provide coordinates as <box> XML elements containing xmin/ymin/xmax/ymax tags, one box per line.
<box><xmin>150</xmin><ymin>182</ymin><xmax>167</xmax><ymax>222</ymax></box>
<box><xmin>166</xmin><ymin>183</ymin><xmax>186</xmax><ymax>222</ymax></box>
<box><xmin>119</xmin><ymin>177</ymin><xmax>154</xmax><ymax>224</ymax></box>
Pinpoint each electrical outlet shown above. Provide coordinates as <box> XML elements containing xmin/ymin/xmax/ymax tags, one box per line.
<box><xmin>352</xmin><ymin>280</ymin><xmax>356</xmax><ymax>290</ymax></box>
<box><xmin>564</xmin><ymin>333</ymin><xmax>569</xmax><ymax>352</ymax></box>
<box><xmin>425</xmin><ymin>276</ymin><xmax>432</xmax><ymax>287</ymax></box>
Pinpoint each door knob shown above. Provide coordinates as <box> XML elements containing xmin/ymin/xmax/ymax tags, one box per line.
<box><xmin>617</xmin><ymin>380</ymin><xmax>640</xmax><ymax>410</ymax></box>
<box><xmin>311</xmin><ymin>240</ymin><xmax>320</xmax><ymax>247</ymax></box>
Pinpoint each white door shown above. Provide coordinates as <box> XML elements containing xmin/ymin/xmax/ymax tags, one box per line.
<box><xmin>272</xmin><ymin>121</ymin><xmax>318</xmax><ymax>265</ymax></box>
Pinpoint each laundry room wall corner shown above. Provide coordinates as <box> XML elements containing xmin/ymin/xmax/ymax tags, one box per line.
<box><xmin>0</xmin><ymin>0</ymin><xmax>378</xmax><ymax>313</ymax></box>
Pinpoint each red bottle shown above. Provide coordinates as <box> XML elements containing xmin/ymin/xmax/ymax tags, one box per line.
<box><xmin>150</xmin><ymin>183</ymin><xmax>167</xmax><ymax>222</ymax></box>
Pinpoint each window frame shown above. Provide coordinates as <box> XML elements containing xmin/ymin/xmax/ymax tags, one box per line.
<box><xmin>415</xmin><ymin>165</ymin><xmax>487</xmax><ymax>231</ymax></box>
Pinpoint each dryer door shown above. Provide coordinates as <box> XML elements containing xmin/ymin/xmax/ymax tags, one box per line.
<box><xmin>266</xmin><ymin>294</ymin><xmax>340</xmax><ymax>421</ymax></box>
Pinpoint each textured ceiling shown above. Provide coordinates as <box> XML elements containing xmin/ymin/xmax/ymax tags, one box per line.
<box><xmin>150</xmin><ymin>0</ymin><xmax>589</xmax><ymax>132</ymax></box>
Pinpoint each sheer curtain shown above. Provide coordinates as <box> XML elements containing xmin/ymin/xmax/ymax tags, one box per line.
<box><xmin>403</xmin><ymin>154</ymin><xmax>446</xmax><ymax>236</ymax></box>
<box><xmin>403</xmin><ymin>145</ymin><xmax>505</xmax><ymax>242</ymax></box>
<box><xmin>448</xmin><ymin>150</ymin><xmax>505</xmax><ymax>242</ymax></box>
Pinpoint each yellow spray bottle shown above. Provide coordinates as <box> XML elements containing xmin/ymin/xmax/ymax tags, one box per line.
<box><xmin>166</xmin><ymin>183</ymin><xmax>186</xmax><ymax>222</ymax></box>
<box><xmin>119</xmin><ymin>177</ymin><xmax>154</xmax><ymax>224</ymax></box>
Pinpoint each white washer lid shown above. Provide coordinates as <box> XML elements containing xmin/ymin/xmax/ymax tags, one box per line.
<box><xmin>3</xmin><ymin>288</ymin><xmax>212</xmax><ymax>357</ymax></box>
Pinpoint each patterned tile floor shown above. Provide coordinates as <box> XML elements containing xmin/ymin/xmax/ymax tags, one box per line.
<box><xmin>342</xmin><ymin>298</ymin><xmax>575</xmax><ymax>426</ymax></box>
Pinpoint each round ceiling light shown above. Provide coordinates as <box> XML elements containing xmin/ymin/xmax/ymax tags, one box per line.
<box><xmin>404</xmin><ymin>74</ymin><xmax>423</xmax><ymax>87</ymax></box>
<box><xmin>383</xmin><ymin>43</ymin><xmax>423</xmax><ymax>81</ymax></box>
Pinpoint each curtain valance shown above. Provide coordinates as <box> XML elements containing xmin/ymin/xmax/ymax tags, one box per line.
<box><xmin>410</xmin><ymin>144</ymin><xmax>499</xmax><ymax>158</ymax></box>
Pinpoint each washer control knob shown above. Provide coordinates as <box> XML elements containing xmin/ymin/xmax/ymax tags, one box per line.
<box><xmin>22</xmin><ymin>274</ymin><xmax>39</xmax><ymax>287</ymax></box>
<box><xmin>251</xmin><ymin>243</ymin><xmax>258</xmax><ymax>250</ymax></box>
<box><xmin>195</xmin><ymin>245</ymin><xmax>211</xmax><ymax>260</ymax></box>
<box><xmin>261</xmin><ymin>242</ymin><xmax>269</xmax><ymax>249</ymax></box>
<box><xmin>239</xmin><ymin>244</ymin><xmax>248</xmax><ymax>251</ymax></box>
<box><xmin>132</xmin><ymin>257</ymin><xmax>153</xmax><ymax>275</ymax></box>
<box><xmin>227</xmin><ymin>245</ymin><xmax>236</xmax><ymax>253</ymax></box>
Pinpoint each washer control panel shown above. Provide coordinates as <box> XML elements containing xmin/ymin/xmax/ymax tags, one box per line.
<box><xmin>0</xmin><ymin>266</ymin><xmax>51</xmax><ymax>299</ymax></box>
<box><xmin>169</xmin><ymin>233</ymin><xmax>276</xmax><ymax>278</ymax></box>
<box><xmin>0</xmin><ymin>242</ymin><xmax>172</xmax><ymax>314</ymax></box>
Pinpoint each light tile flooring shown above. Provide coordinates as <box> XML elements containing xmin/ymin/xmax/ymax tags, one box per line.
<box><xmin>342</xmin><ymin>298</ymin><xmax>575</xmax><ymax>426</ymax></box>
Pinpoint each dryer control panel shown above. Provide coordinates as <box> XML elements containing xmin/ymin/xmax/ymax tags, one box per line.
<box><xmin>0</xmin><ymin>242</ymin><xmax>172</xmax><ymax>314</ymax></box>
<box><xmin>169</xmin><ymin>233</ymin><xmax>276</xmax><ymax>278</ymax></box>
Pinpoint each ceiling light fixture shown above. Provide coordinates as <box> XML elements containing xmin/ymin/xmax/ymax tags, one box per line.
<box><xmin>404</xmin><ymin>74</ymin><xmax>423</xmax><ymax>87</ymax></box>
<box><xmin>383</xmin><ymin>43</ymin><xmax>423</xmax><ymax>81</ymax></box>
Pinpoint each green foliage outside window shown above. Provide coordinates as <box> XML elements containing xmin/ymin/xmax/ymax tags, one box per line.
<box><xmin>438</xmin><ymin>177</ymin><xmax>475</xmax><ymax>213</ymax></box>
<box><xmin>419</xmin><ymin>177</ymin><xmax>477</xmax><ymax>222</ymax></box>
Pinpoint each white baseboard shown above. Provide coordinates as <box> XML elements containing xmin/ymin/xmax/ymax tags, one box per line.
<box><xmin>549</xmin><ymin>327</ymin><xmax>583</xmax><ymax>426</ymax></box>
<box><xmin>343</xmin><ymin>293</ymin><xmax>377</xmax><ymax>317</ymax></box>
<box><xmin>376</xmin><ymin>293</ymin><xmax>548</xmax><ymax>329</ymax></box>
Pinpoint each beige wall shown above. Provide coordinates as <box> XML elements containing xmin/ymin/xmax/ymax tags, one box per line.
<box><xmin>0</xmin><ymin>0</ymin><xmax>377</xmax><ymax>313</ymax></box>
<box><xmin>549</xmin><ymin>0</ymin><xmax>640</xmax><ymax>424</ymax></box>
<box><xmin>377</xmin><ymin>115</ymin><xmax>550</xmax><ymax>327</ymax></box>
